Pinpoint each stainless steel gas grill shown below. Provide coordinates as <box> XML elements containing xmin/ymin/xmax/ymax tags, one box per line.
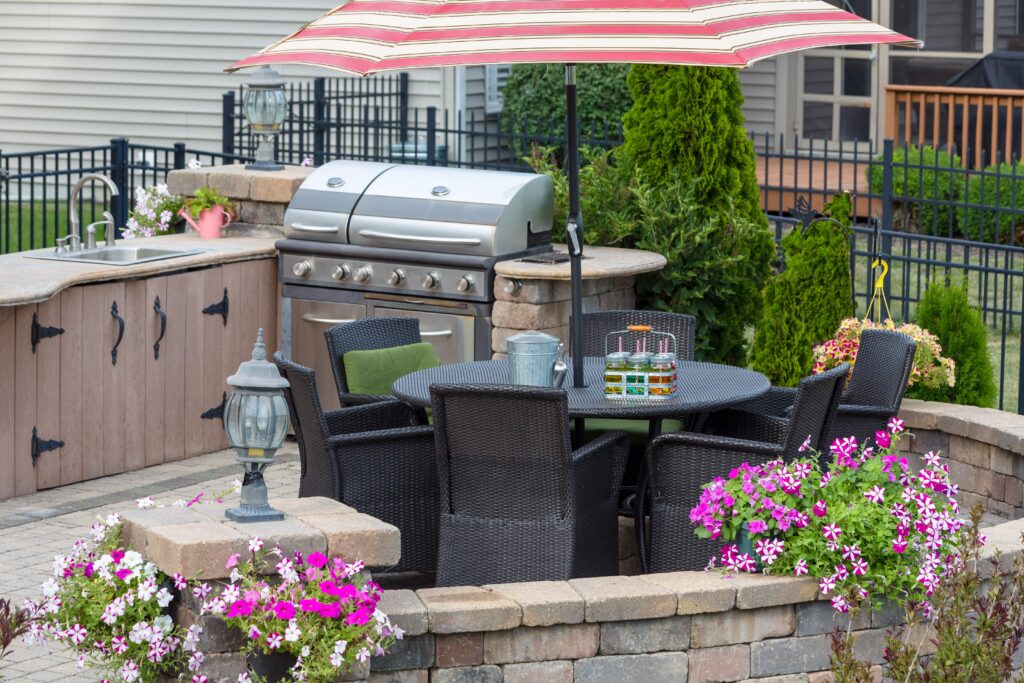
<box><xmin>277</xmin><ymin>160</ymin><xmax>554</xmax><ymax>410</ymax></box>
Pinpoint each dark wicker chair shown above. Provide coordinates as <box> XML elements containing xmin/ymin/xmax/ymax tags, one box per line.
<box><xmin>430</xmin><ymin>383</ymin><xmax>630</xmax><ymax>586</ymax></box>
<box><xmin>273</xmin><ymin>352</ymin><xmax>439</xmax><ymax>574</ymax></box>
<box><xmin>325</xmin><ymin>317</ymin><xmax>422</xmax><ymax>407</ymax></box>
<box><xmin>638</xmin><ymin>363</ymin><xmax>849</xmax><ymax>573</ymax></box>
<box><xmin>573</xmin><ymin>310</ymin><xmax>697</xmax><ymax>361</ymax></box>
<box><xmin>723</xmin><ymin>329</ymin><xmax>916</xmax><ymax>448</ymax></box>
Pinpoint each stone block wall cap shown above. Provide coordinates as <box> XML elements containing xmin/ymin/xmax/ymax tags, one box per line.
<box><xmin>416</xmin><ymin>586</ymin><xmax>522</xmax><ymax>633</ymax></box>
<box><xmin>494</xmin><ymin>244</ymin><xmax>666</xmax><ymax>281</ymax></box>
<box><xmin>567</xmin><ymin>576</ymin><xmax>676</xmax><ymax>622</ymax></box>
<box><xmin>481</xmin><ymin>581</ymin><xmax>585</xmax><ymax>627</ymax></box>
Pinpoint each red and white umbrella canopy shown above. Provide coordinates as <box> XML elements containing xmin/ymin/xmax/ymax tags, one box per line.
<box><xmin>227</xmin><ymin>0</ymin><xmax>921</xmax><ymax>75</ymax></box>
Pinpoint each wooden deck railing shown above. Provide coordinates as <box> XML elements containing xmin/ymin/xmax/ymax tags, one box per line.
<box><xmin>885</xmin><ymin>84</ymin><xmax>1024</xmax><ymax>168</ymax></box>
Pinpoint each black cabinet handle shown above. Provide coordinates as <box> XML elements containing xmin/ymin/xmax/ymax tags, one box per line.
<box><xmin>153</xmin><ymin>296</ymin><xmax>167</xmax><ymax>360</ymax></box>
<box><xmin>110</xmin><ymin>300</ymin><xmax>125</xmax><ymax>366</ymax></box>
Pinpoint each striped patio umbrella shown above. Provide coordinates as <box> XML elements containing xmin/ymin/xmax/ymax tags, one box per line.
<box><xmin>228</xmin><ymin>0</ymin><xmax>920</xmax><ymax>388</ymax></box>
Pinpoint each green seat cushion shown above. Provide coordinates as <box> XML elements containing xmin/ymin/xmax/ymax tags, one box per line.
<box><xmin>344</xmin><ymin>342</ymin><xmax>441</xmax><ymax>396</ymax></box>
<box><xmin>581</xmin><ymin>417</ymin><xmax>684</xmax><ymax>447</ymax></box>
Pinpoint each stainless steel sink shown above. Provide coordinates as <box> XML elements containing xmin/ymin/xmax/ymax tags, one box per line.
<box><xmin>26</xmin><ymin>246</ymin><xmax>204</xmax><ymax>266</ymax></box>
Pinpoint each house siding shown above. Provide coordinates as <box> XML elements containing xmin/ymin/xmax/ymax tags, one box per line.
<box><xmin>740</xmin><ymin>57</ymin><xmax>779</xmax><ymax>139</ymax></box>
<box><xmin>0</xmin><ymin>0</ymin><xmax>444</xmax><ymax>154</ymax></box>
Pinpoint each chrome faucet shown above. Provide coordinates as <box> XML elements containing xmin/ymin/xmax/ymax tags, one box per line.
<box><xmin>67</xmin><ymin>173</ymin><xmax>120</xmax><ymax>250</ymax></box>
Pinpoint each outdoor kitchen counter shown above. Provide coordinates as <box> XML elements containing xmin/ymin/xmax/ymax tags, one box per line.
<box><xmin>494</xmin><ymin>243</ymin><xmax>666</xmax><ymax>280</ymax></box>
<box><xmin>0</xmin><ymin>230</ymin><xmax>279</xmax><ymax>307</ymax></box>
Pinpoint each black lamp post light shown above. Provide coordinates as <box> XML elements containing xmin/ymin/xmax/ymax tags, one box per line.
<box><xmin>224</xmin><ymin>328</ymin><xmax>291</xmax><ymax>523</ymax></box>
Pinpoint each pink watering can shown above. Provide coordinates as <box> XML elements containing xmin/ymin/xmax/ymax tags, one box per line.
<box><xmin>179</xmin><ymin>206</ymin><xmax>231</xmax><ymax>239</ymax></box>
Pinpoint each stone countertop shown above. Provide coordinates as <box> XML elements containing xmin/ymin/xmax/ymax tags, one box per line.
<box><xmin>495</xmin><ymin>244</ymin><xmax>666</xmax><ymax>281</ymax></box>
<box><xmin>0</xmin><ymin>230</ymin><xmax>279</xmax><ymax>307</ymax></box>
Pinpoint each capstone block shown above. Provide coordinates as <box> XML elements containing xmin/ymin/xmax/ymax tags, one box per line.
<box><xmin>120</xmin><ymin>506</ymin><xmax>210</xmax><ymax>554</ymax></box>
<box><xmin>417</xmin><ymin>586</ymin><xmax>521</xmax><ymax>633</ymax></box>
<box><xmin>483</xmin><ymin>581</ymin><xmax>584</xmax><ymax>626</ymax></box>
<box><xmin>569</xmin><ymin>576</ymin><xmax>676</xmax><ymax>622</ymax></box>
<box><xmin>639</xmin><ymin>572</ymin><xmax>736</xmax><ymax>615</ymax></box>
<box><xmin>144</xmin><ymin>522</ymin><xmax>249</xmax><ymax>580</ymax></box>
<box><xmin>300</xmin><ymin>512</ymin><xmax>400</xmax><ymax>568</ymax></box>
<box><xmin>377</xmin><ymin>589</ymin><xmax>428</xmax><ymax>636</ymax></box>
<box><xmin>729</xmin><ymin>574</ymin><xmax>819</xmax><ymax>610</ymax></box>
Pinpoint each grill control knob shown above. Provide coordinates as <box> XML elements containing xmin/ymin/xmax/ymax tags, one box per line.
<box><xmin>354</xmin><ymin>266</ymin><xmax>373</xmax><ymax>283</ymax></box>
<box><xmin>421</xmin><ymin>272</ymin><xmax>440</xmax><ymax>289</ymax></box>
<box><xmin>332</xmin><ymin>264</ymin><xmax>350</xmax><ymax>281</ymax></box>
<box><xmin>293</xmin><ymin>260</ymin><xmax>312</xmax><ymax>278</ymax></box>
<box><xmin>457</xmin><ymin>275</ymin><xmax>475</xmax><ymax>293</ymax></box>
<box><xmin>387</xmin><ymin>269</ymin><xmax>406</xmax><ymax>286</ymax></box>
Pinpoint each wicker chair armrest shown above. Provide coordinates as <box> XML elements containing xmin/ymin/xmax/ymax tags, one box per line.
<box><xmin>324</xmin><ymin>401</ymin><xmax>421</xmax><ymax>436</ymax></box>
<box><xmin>836</xmin><ymin>403</ymin><xmax>893</xmax><ymax>418</ymax></box>
<box><xmin>327</xmin><ymin>424</ymin><xmax>434</xmax><ymax>449</ymax></box>
<box><xmin>572</xmin><ymin>430</ymin><xmax>630</xmax><ymax>506</ymax></box>
<box><xmin>729</xmin><ymin>386</ymin><xmax>797</xmax><ymax>417</ymax></box>
<box><xmin>338</xmin><ymin>392</ymin><xmax>394</xmax><ymax>407</ymax></box>
<box><xmin>701</xmin><ymin>409</ymin><xmax>788</xmax><ymax>447</ymax></box>
<box><xmin>648</xmin><ymin>431</ymin><xmax>785</xmax><ymax>459</ymax></box>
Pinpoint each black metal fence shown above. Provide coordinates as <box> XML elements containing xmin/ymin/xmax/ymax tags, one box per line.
<box><xmin>0</xmin><ymin>139</ymin><xmax>249</xmax><ymax>254</ymax></box>
<box><xmin>221</xmin><ymin>74</ymin><xmax>623</xmax><ymax>170</ymax></box>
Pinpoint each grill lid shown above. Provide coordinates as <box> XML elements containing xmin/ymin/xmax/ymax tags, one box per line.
<box><xmin>283</xmin><ymin>161</ymin><xmax>394</xmax><ymax>243</ymax></box>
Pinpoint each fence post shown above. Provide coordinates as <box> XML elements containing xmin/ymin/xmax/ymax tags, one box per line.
<box><xmin>222</xmin><ymin>91</ymin><xmax>236</xmax><ymax>157</ymax></box>
<box><xmin>880</xmin><ymin>138</ymin><xmax>894</xmax><ymax>306</ymax></box>
<box><xmin>110</xmin><ymin>138</ymin><xmax>130</xmax><ymax>230</ymax></box>
<box><xmin>173</xmin><ymin>142</ymin><xmax>186</xmax><ymax>170</ymax></box>
<box><xmin>399</xmin><ymin>72</ymin><xmax>410</xmax><ymax>143</ymax></box>
<box><xmin>314</xmin><ymin>78</ymin><xmax>327</xmax><ymax>167</ymax></box>
<box><xmin>426</xmin><ymin>107</ymin><xmax>437</xmax><ymax>166</ymax></box>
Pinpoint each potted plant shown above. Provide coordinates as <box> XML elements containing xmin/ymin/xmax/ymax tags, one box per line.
<box><xmin>23</xmin><ymin>513</ymin><xmax>204</xmax><ymax>681</ymax></box>
<box><xmin>691</xmin><ymin>419</ymin><xmax>967</xmax><ymax>614</ymax></box>
<box><xmin>204</xmin><ymin>540</ymin><xmax>402</xmax><ymax>682</ymax></box>
<box><xmin>813</xmin><ymin>317</ymin><xmax>955</xmax><ymax>390</ymax></box>
<box><xmin>123</xmin><ymin>183</ymin><xmax>185</xmax><ymax>239</ymax></box>
<box><xmin>178</xmin><ymin>187</ymin><xmax>235</xmax><ymax>240</ymax></box>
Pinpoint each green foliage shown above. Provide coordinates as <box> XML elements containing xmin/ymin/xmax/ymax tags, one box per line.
<box><xmin>751</xmin><ymin>194</ymin><xmax>855</xmax><ymax>386</ymax></box>
<box><xmin>831</xmin><ymin>507</ymin><xmax>1024</xmax><ymax>683</ymax></box>
<box><xmin>907</xmin><ymin>279</ymin><xmax>996</xmax><ymax>407</ymax></box>
<box><xmin>621</xmin><ymin>65</ymin><xmax>764</xmax><ymax>227</ymax></box>
<box><xmin>963</xmin><ymin>162</ymin><xmax>1024</xmax><ymax>241</ymax></box>
<box><xmin>500</xmin><ymin>64</ymin><xmax>631</xmax><ymax>157</ymax></box>
<box><xmin>866</xmin><ymin>145</ymin><xmax>963</xmax><ymax>235</ymax></box>
<box><xmin>185</xmin><ymin>186</ymin><xmax>235</xmax><ymax>218</ymax></box>
<box><xmin>525</xmin><ymin>148</ymin><xmax>773</xmax><ymax>365</ymax></box>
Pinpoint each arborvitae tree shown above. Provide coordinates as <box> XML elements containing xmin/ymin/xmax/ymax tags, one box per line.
<box><xmin>908</xmin><ymin>279</ymin><xmax>996</xmax><ymax>407</ymax></box>
<box><xmin>751</xmin><ymin>193</ymin><xmax>855</xmax><ymax>386</ymax></box>
<box><xmin>621</xmin><ymin>65</ymin><xmax>765</xmax><ymax>227</ymax></box>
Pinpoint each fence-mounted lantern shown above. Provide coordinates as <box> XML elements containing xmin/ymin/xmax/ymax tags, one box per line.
<box><xmin>243</xmin><ymin>65</ymin><xmax>287</xmax><ymax>172</ymax></box>
<box><xmin>224</xmin><ymin>328</ymin><xmax>291</xmax><ymax>523</ymax></box>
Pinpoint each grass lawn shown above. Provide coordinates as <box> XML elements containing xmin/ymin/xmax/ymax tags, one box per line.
<box><xmin>1</xmin><ymin>201</ymin><xmax>107</xmax><ymax>254</ymax></box>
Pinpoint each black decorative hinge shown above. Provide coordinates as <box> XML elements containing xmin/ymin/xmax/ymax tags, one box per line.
<box><xmin>202</xmin><ymin>288</ymin><xmax>229</xmax><ymax>326</ymax></box>
<box><xmin>201</xmin><ymin>392</ymin><xmax>227</xmax><ymax>425</ymax></box>
<box><xmin>30</xmin><ymin>312</ymin><xmax>64</xmax><ymax>353</ymax></box>
<box><xmin>790</xmin><ymin>195</ymin><xmax>818</xmax><ymax>228</ymax></box>
<box><xmin>31</xmin><ymin>427</ymin><xmax>64</xmax><ymax>468</ymax></box>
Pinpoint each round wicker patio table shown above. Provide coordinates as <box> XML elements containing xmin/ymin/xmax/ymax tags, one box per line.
<box><xmin>392</xmin><ymin>358</ymin><xmax>770</xmax><ymax>418</ymax></box>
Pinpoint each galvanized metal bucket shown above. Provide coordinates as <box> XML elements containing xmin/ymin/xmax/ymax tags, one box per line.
<box><xmin>506</xmin><ymin>331</ymin><xmax>567</xmax><ymax>388</ymax></box>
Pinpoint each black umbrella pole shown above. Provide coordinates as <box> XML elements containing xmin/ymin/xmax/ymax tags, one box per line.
<box><xmin>565</xmin><ymin>64</ymin><xmax>585</xmax><ymax>389</ymax></box>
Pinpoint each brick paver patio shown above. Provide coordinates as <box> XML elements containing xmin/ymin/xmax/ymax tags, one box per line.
<box><xmin>0</xmin><ymin>443</ymin><xmax>301</xmax><ymax>681</ymax></box>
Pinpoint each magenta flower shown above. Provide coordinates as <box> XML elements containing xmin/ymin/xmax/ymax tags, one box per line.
<box><xmin>345</xmin><ymin>606</ymin><xmax>373</xmax><ymax>626</ymax></box>
<box><xmin>822</xmin><ymin>523</ymin><xmax>842</xmax><ymax>541</ymax></box>
<box><xmin>273</xmin><ymin>600</ymin><xmax>296</xmax><ymax>620</ymax></box>
<box><xmin>888</xmin><ymin>417</ymin><xmax>905</xmax><ymax>433</ymax></box>
<box><xmin>864</xmin><ymin>486</ymin><xmax>885</xmax><ymax>504</ymax></box>
<box><xmin>319</xmin><ymin>602</ymin><xmax>342</xmax><ymax>619</ymax></box>
<box><xmin>110</xmin><ymin>549</ymin><xmax>125</xmax><ymax>565</ymax></box>
<box><xmin>114</xmin><ymin>568</ymin><xmax>132</xmax><ymax>581</ymax></box>
<box><xmin>874</xmin><ymin>430</ymin><xmax>891</xmax><ymax>449</ymax></box>
<box><xmin>227</xmin><ymin>600</ymin><xmax>254</xmax><ymax>618</ymax></box>
<box><xmin>812</xmin><ymin>500</ymin><xmax>827</xmax><ymax>517</ymax></box>
<box><xmin>300</xmin><ymin>598</ymin><xmax>324</xmax><ymax>613</ymax></box>
<box><xmin>307</xmin><ymin>552</ymin><xmax>328</xmax><ymax>568</ymax></box>
<box><xmin>793</xmin><ymin>559</ymin><xmax>808</xmax><ymax>576</ymax></box>
<box><xmin>747</xmin><ymin>519</ymin><xmax>768</xmax><ymax>535</ymax></box>
<box><xmin>892</xmin><ymin>539</ymin><xmax>908</xmax><ymax>554</ymax></box>
<box><xmin>798</xmin><ymin>435</ymin><xmax>812</xmax><ymax>452</ymax></box>
<box><xmin>226</xmin><ymin>553</ymin><xmax>241</xmax><ymax>570</ymax></box>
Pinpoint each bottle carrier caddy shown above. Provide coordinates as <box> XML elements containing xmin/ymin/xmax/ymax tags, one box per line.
<box><xmin>603</xmin><ymin>325</ymin><xmax>678</xmax><ymax>400</ymax></box>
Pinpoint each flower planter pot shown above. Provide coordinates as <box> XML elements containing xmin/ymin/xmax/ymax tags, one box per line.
<box><xmin>247</xmin><ymin>651</ymin><xmax>297</xmax><ymax>682</ymax></box>
<box><xmin>736</xmin><ymin>525</ymin><xmax>765</xmax><ymax>573</ymax></box>
<box><xmin>178</xmin><ymin>206</ymin><xmax>232</xmax><ymax>239</ymax></box>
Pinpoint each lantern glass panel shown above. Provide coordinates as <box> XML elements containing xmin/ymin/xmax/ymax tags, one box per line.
<box><xmin>225</xmin><ymin>389</ymin><xmax>289</xmax><ymax>450</ymax></box>
<box><xmin>243</xmin><ymin>88</ymin><xmax>287</xmax><ymax>131</ymax></box>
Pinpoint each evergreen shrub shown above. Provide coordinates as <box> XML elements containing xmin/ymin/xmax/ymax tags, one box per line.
<box><xmin>500</xmin><ymin>64</ymin><xmax>632</xmax><ymax>158</ymax></box>
<box><xmin>866</xmin><ymin>145</ymin><xmax>963</xmax><ymax>235</ymax></box>
<box><xmin>907</xmin><ymin>279</ymin><xmax>996</xmax><ymax>407</ymax></box>
<box><xmin>963</xmin><ymin>162</ymin><xmax>1024</xmax><ymax>242</ymax></box>
<box><xmin>751</xmin><ymin>193</ymin><xmax>855</xmax><ymax>386</ymax></box>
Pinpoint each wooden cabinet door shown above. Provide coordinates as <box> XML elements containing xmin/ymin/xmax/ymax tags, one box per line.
<box><xmin>162</xmin><ymin>273</ymin><xmax>187</xmax><ymax>462</ymax></box>
<box><xmin>123</xmin><ymin>280</ymin><xmax>147</xmax><ymax>472</ymax></box>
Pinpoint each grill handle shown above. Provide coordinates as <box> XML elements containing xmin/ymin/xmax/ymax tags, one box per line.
<box><xmin>357</xmin><ymin>230</ymin><xmax>481</xmax><ymax>246</ymax></box>
<box><xmin>290</xmin><ymin>223</ymin><xmax>340</xmax><ymax>234</ymax></box>
<box><xmin>421</xmin><ymin>329</ymin><xmax>454</xmax><ymax>338</ymax></box>
<box><xmin>301</xmin><ymin>314</ymin><xmax>357</xmax><ymax>326</ymax></box>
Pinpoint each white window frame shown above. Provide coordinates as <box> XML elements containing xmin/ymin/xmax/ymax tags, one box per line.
<box><xmin>484</xmin><ymin>64</ymin><xmax>512</xmax><ymax>114</ymax></box>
